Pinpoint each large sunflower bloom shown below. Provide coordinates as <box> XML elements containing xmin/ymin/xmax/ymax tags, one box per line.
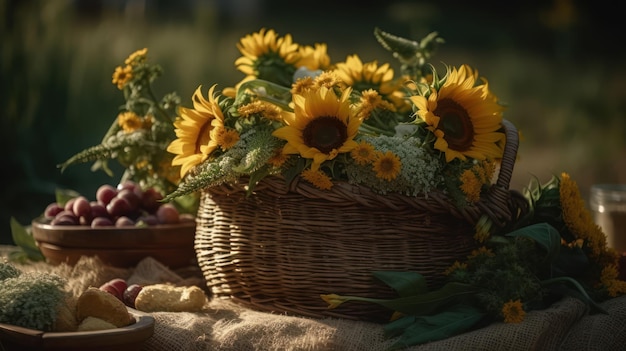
<box><xmin>167</xmin><ymin>85</ymin><xmax>225</xmax><ymax>177</ymax></box>
<box><xmin>334</xmin><ymin>54</ymin><xmax>408</xmax><ymax>111</ymax></box>
<box><xmin>234</xmin><ymin>28</ymin><xmax>301</xmax><ymax>86</ymax></box>
<box><xmin>410</xmin><ymin>64</ymin><xmax>505</xmax><ymax>163</ymax></box>
<box><xmin>272</xmin><ymin>86</ymin><xmax>362</xmax><ymax>171</ymax></box>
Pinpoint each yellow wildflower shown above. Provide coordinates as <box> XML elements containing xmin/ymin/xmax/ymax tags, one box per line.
<box><xmin>350</xmin><ymin>141</ymin><xmax>376</xmax><ymax>165</ymax></box>
<box><xmin>117</xmin><ymin>111</ymin><xmax>143</xmax><ymax>133</ymax></box>
<box><xmin>468</xmin><ymin>246</ymin><xmax>495</xmax><ymax>259</ymax></box>
<box><xmin>112</xmin><ymin>65</ymin><xmax>133</xmax><ymax>90</ymax></box>
<box><xmin>301</xmin><ymin>168</ymin><xmax>333</xmax><ymax>190</ymax></box>
<box><xmin>267</xmin><ymin>149</ymin><xmax>289</xmax><ymax>168</ymax></box>
<box><xmin>373</xmin><ymin>151</ymin><xmax>401</xmax><ymax>181</ymax></box>
<box><xmin>444</xmin><ymin>261</ymin><xmax>468</xmax><ymax>276</ymax></box>
<box><xmin>600</xmin><ymin>264</ymin><xmax>626</xmax><ymax>297</ymax></box>
<box><xmin>560</xmin><ymin>172</ymin><xmax>607</xmax><ymax>257</ymax></box>
<box><xmin>237</xmin><ymin>100</ymin><xmax>283</xmax><ymax>121</ymax></box>
<box><xmin>460</xmin><ymin>169</ymin><xmax>482</xmax><ymax>203</ymax></box>
<box><xmin>216</xmin><ymin>129</ymin><xmax>240</xmax><ymax>150</ymax></box>
<box><xmin>124</xmin><ymin>48</ymin><xmax>148</xmax><ymax>65</ymax></box>
<box><xmin>502</xmin><ymin>299</ymin><xmax>525</xmax><ymax>323</ymax></box>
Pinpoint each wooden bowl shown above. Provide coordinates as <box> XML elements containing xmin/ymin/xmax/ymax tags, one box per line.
<box><xmin>31</xmin><ymin>217</ymin><xmax>197</xmax><ymax>268</ymax></box>
<box><xmin>0</xmin><ymin>308</ymin><xmax>154</xmax><ymax>351</ymax></box>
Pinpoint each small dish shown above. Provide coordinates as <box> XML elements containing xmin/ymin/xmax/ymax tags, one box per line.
<box><xmin>31</xmin><ymin>217</ymin><xmax>196</xmax><ymax>268</ymax></box>
<box><xmin>0</xmin><ymin>308</ymin><xmax>155</xmax><ymax>351</ymax></box>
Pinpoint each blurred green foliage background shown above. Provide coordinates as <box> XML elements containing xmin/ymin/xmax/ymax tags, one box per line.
<box><xmin>2</xmin><ymin>0</ymin><xmax>625</xmax><ymax>244</ymax></box>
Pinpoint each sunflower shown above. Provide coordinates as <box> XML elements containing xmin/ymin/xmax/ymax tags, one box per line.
<box><xmin>272</xmin><ymin>86</ymin><xmax>361</xmax><ymax>172</ymax></box>
<box><xmin>334</xmin><ymin>54</ymin><xmax>408</xmax><ymax>111</ymax></box>
<box><xmin>167</xmin><ymin>84</ymin><xmax>225</xmax><ymax>178</ymax></box>
<box><xmin>234</xmin><ymin>28</ymin><xmax>301</xmax><ymax>87</ymax></box>
<box><xmin>297</xmin><ymin>43</ymin><xmax>331</xmax><ymax>71</ymax></box>
<box><xmin>410</xmin><ymin>64</ymin><xmax>505</xmax><ymax>163</ymax></box>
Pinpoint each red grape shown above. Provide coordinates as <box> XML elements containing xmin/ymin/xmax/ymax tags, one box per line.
<box><xmin>96</xmin><ymin>184</ymin><xmax>117</xmax><ymax>205</ymax></box>
<box><xmin>44</xmin><ymin>203</ymin><xmax>63</xmax><ymax>219</ymax></box>
<box><xmin>115</xmin><ymin>216</ymin><xmax>135</xmax><ymax>227</ymax></box>
<box><xmin>64</xmin><ymin>197</ymin><xmax>77</xmax><ymax>212</ymax></box>
<box><xmin>79</xmin><ymin>214</ymin><xmax>93</xmax><ymax>226</ymax></box>
<box><xmin>156</xmin><ymin>203</ymin><xmax>180</xmax><ymax>224</ymax></box>
<box><xmin>117</xmin><ymin>188</ymin><xmax>141</xmax><ymax>209</ymax></box>
<box><xmin>43</xmin><ymin>183</ymin><xmax>194</xmax><ymax>227</ymax></box>
<box><xmin>90</xmin><ymin>202</ymin><xmax>108</xmax><ymax>218</ymax></box>
<box><xmin>91</xmin><ymin>217</ymin><xmax>114</xmax><ymax>227</ymax></box>
<box><xmin>72</xmin><ymin>196</ymin><xmax>91</xmax><ymax>218</ymax></box>
<box><xmin>51</xmin><ymin>214</ymin><xmax>78</xmax><ymax>225</ymax></box>
<box><xmin>136</xmin><ymin>214</ymin><xmax>159</xmax><ymax>226</ymax></box>
<box><xmin>117</xmin><ymin>180</ymin><xmax>137</xmax><ymax>192</ymax></box>
<box><xmin>106</xmin><ymin>196</ymin><xmax>132</xmax><ymax>217</ymax></box>
<box><xmin>141</xmin><ymin>188</ymin><xmax>164</xmax><ymax>213</ymax></box>
<box><xmin>123</xmin><ymin>284</ymin><xmax>143</xmax><ymax>308</ymax></box>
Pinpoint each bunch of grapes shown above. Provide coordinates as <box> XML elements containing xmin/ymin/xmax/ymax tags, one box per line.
<box><xmin>43</xmin><ymin>181</ymin><xmax>193</xmax><ymax>228</ymax></box>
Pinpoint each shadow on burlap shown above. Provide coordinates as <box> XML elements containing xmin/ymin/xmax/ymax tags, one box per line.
<box><xmin>13</xmin><ymin>256</ymin><xmax>626</xmax><ymax>351</ymax></box>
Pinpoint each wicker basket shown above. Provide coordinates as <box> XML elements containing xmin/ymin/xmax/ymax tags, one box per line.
<box><xmin>195</xmin><ymin>120</ymin><xmax>526</xmax><ymax>321</ymax></box>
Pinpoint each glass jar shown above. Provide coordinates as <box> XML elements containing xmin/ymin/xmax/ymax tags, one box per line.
<box><xmin>590</xmin><ymin>184</ymin><xmax>626</xmax><ymax>253</ymax></box>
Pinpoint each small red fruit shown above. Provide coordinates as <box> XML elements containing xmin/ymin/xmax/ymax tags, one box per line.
<box><xmin>123</xmin><ymin>284</ymin><xmax>143</xmax><ymax>308</ymax></box>
<box><xmin>99</xmin><ymin>278</ymin><xmax>128</xmax><ymax>301</ymax></box>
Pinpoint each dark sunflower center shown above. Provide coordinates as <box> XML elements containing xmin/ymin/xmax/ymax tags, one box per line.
<box><xmin>302</xmin><ymin>116</ymin><xmax>347</xmax><ymax>154</ymax></box>
<box><xmin>434</xmin><ymin>98</ymin><xmax>474</xmax><ymax>151</ymax></box>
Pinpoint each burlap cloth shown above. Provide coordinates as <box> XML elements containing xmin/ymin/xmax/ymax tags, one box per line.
<box><xmin>10</xmin><ymin>255</ymin><xmax>626</xmax><ymax>351</ymax></box>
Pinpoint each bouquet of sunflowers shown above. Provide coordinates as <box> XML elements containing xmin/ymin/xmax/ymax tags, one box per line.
<box><xmin>59</xmin><ymin>27</ymin><xmax>626</xmax><ymax>349</ymax></box>
<box><xmin>163</xmin><ymin>28</ymin><xmax>505</xmax><ymax>206</ymax></box>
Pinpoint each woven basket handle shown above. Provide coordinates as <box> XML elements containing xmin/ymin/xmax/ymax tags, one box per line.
<box><xmin>472</xmin><ymin>119</ymin><xmax>521</xmax><ymax>228</ymax></box>
<box><xmin>495</xmin><ymin>119</ymin><xmax>518</xmax><ymax>190</ymax></box>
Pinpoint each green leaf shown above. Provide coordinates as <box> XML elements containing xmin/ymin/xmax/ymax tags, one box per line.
<box><xmin>330</xmin><ymin>282</ymin><xmax>479</xmax><ymax>316</ymax></box>
<box><xmin>384</xmin><ymin>315</ymin><xmax>417</xmax><ymax>338</ymax></box>
<box><xmin>9</xmin><ymin>217</ymin><xmax>45</xmax><ymax>262</ymax></box>
<box><xmin>55</xmin><ymin>188</ymin><xmax>82</xmax><ymax>207</ymax></box>
<box><xmin>505</xmin><ymin>222</ymin><xmax>561</xmax><ymax>262</ymax></box>
<box><xmin>542</xmin><ymin>277</ymin><xmax>608</xmax><ymax>314</ymax></box>
<box><xmin>386</xmin><ymin>304</ymin><xmax>485</xmax><ymax>350</ymax></box>
<box><xmin>373</xmin><ymin>271</ymin><xmax>428</xmax><ymax>297</ymax></box>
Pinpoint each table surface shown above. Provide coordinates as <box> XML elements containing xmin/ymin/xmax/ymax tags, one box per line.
<box><xmin>2</xmin><ymin>247</ymin><xmax>626</xmax><ymax>351</ymax></box>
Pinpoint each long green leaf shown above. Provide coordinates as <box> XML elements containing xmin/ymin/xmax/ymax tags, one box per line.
<box><xmin>542</xmin><ymin>277</ymin><xmax>607</xmax><ymax>314</ymax></box>
<box><xmin>9</xmin><ymin>217</ymin><xmax>45</xmax><ymax>262</ymax></box>
<box><xmin>373</xmin><ymin>271</ymin><xmax>428</xmax><ymax>297</ymax></box>
<box><xmin>386</xmin><ymin>304</ymin><xmax>485</xmax><ymax>350</ymax></box>
<box><xmin>330</xmin><ymin>282</ymin><xmax>479</xmax><ymax>316</ymax></box>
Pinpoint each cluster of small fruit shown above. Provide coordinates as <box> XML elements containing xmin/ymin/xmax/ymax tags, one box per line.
<box><xmin>43</xmin><ymin>181</ymin><xmax>193</xmax><ymax>227</ymax></box>
<box><xmin>99</xmin><ymin>278</ymin><xmax>143</xmax><ymax>309</ymax></box>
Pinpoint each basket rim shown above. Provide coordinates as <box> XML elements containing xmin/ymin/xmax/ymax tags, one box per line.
<box><xmin>206</xmin><ymin>119</ymin><xmax>520</xmax><ymax>226</ymax></box>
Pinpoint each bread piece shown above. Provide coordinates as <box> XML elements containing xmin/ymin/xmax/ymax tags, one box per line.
<box><xmin>77</xmin><ymin>316</ymin><xmax>118</xmax><ymax>331</ymax></box>
<box><xmin>76</xmin><ymin>287</ymin><xmax>133</xmax><ymax>327</ymax></box>
<box><xmin>134</xmin><ymin>284</ymin><xmax>207</xmax><ymax>312</ymax></box>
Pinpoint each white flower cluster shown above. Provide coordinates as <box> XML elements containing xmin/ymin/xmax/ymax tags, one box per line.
<box><xmin>345</xmin><ymin>135</ymin><xmax>444</xmax><ymax>196</ymax></box>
